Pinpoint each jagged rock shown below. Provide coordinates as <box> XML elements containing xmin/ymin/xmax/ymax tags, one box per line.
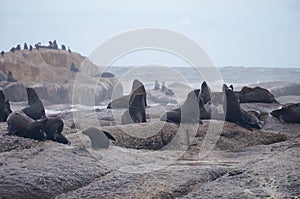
<box><xmin>2</xmin><ymin>82</ymin><xmax>27</xmax><ymax>102</ymax></box>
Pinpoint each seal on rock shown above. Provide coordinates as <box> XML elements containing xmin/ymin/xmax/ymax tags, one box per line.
<box><xmin>154</xmin><ymin>80</ymin><xmax>160</xmax><ymax>90</ymax></box>
<box><xmin>199</xmin><ymin>81</ymin><xmax>211</xmax><ymax>104</ymax></box>
<box><xmin>107</xmin><ymin>79</ymin><xmax>148</xmax><ymax>109</ymax></box>
<box><xmin>21</xmin><ymin>87</ymin><xmax>46</xmax><ymax>120</ymax></box>
<box><xmin>43</xmin><ymin>117</ymin><xmax>70</xmax><ymax>144</ymax></box>
<box><xmin>270</xmin><ymin>103</ymin><xmax>300</xmax><ymax>123</ymax></box>
<box><xmin>235</xmin><ymin>86</ymin><xmax>277</xmax><ymax>103</ymax></box>
<box><xmin>223</xmin><ymin>84</ymin><xmax>263</xmax><ymax>130</ymax></box>
<box><xmin>121</xmin><ymin>93</ymin><xmax>146</xmax><ymax>124</ymax></box>
<box><xmin>81</xmin><ymin>127</ymin><xmax>116</xmax><ymax>149</ymax></box>
<box><xmin>23</xmin><ymin>119</ymin><xmax>48</xmax><ymax>141</ymax></box>
<box><xmin>0</xmin><ymin>90</ymin><xmax>12</xmax><ymax>122</ymax></box>
<box><xmin>6</xmin><ymin>112</ymin><xmax>47</xmax><ymax>141</ymax></box>
<box><xmin>160</xmin><ymin>89</ymin><xmax>203</xmax><ymax>125</ymax></box>
<box><xmin>131</xmin><ymin>79</ymin><xmax>148</xmax><ymax>107</ymax></box>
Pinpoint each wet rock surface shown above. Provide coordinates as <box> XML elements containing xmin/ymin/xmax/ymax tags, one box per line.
<box><xmin>0</xmin><ymin>101</ymin><xmax>299</xmax><ymax>198</ymax></box>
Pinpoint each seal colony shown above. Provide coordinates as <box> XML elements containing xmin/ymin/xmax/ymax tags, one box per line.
<box><xmin>158</xmin><ymin>81</ymin><xmax>266</xmax><ymax>130</ymax></box>
<box><xmin>1</xmin><ymin>76</ymin><xmax>298</xmax><ymax>150</ymax></box>
<box><xmin>106</xmin><ymin>79</ymin><xmax>298</xmax><ymax>130</ymax></box>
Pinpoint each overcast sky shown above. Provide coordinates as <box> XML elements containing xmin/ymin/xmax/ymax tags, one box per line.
<box><xmin>1</xmin><ymin>0</ymin><xmax>300</xmax><ymax>67</ymax></box>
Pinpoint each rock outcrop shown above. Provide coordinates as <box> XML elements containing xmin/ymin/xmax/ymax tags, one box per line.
<box><xmin>0</xmin><ymin>48</ymin><xmax>99</xmax><ymax>82</ymax></box>
<box><xmin>0</xmin><ymin>49</ymin><xmax>123</xmax><ymax>104</ymax></box>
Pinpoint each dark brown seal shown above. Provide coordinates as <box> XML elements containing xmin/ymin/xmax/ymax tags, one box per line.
<box><xmin>121</xmin><ymin>93</ymin><xmax>147</xmax><ymax>124</ymax></box>
<box><xmin>199</xmin><ymin>81</ymin><xmax>211</xmax><ymax>104</ymax></box>
<box><xmin>21</xmin><ymin>87</ymin><xmax>46</xmax><ymax>120</ymax></box>
<box><xmin>43</xmin><ymin>117</ymin><xmax>70</xmax><ymax>144</ymax></box>
<box><xmin>223</xmin><ymin>84</ymin><xmax>263</xmax><ymax>130</ymax></box>
<box><xmin>271</xmin><ymin>103</ymin><xmax>300</xmax><ymax>123</ymax></box>
<box><xmin>6</xmin><ymin>112</ymin><xmax>47</xmax><ymax>141</ymax></box>
<box><xmin>235</xmin><ymin>86</ymin><xmax>277</xmax><ymax>103</ymax></box>
<box><xmin>131</xmin><ymin>79</ymin><xmax>148</xmax><ymax>107</ymax></box>
<box><xmin>0</xmin><ymin>90</ymin><xmax>12</xmax><ymax>122</ymax></box>
<box><xmin>107</xmin><ymin>79</ymin><xmax>148</xmax><ymax>109</ymax></box>
<box><xmin>160</xmin><ymin>89</ymin><xmax>203</xmax><ymax>125</ymax></box>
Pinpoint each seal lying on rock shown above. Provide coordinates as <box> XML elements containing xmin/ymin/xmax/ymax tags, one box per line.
<box><xmin>6</xmin><ymin>112</ymin><xmax>47</xmax><ymax>141</ymax></box>
<box><xmin>270</xmin><ymin>103</ymin><xmax>300</xmax><ymax>124</ymax></box>
<box><xmin>81</xmin><ymin>127</ymin><xmax>116</xmax><ymax>149</ymax></box>
<box><xmin>223</xmin><ymin>84</ymin><xmax>263</xmax><ymax>130</ymax></box>
<box><xmin>43</xmin><ymin>117</ymin><xmax>71</xmax><ymax>144</ymax></box>
<box><xmin>0</xmin><ymin>90</ymin><xmax>12</xmax><ymax>122</ymax></box>
<box><xmin>6</xmin><ymin>112</ymin><xmax>70</xmax><ymax>144</ymax></box>
<box><xmin>21</xmin><ymin>88</ymin><xmax>46</xmax><ymax>120</ymax></box>
<box><xmin>160</xmin><ymin>89</ymin><xmax>202</xmax><ymax>125</ymax></box>
<box><xmin>235</xmin><ymin>86</ymin><xmax>277</xmax><ymax>103</ymax></box>
<box><xmin>121</xmin><ymin>93</ymin><xmax>147</xmax><ymax>124</ymax></box>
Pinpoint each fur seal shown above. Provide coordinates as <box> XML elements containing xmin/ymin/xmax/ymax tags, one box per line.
<box><xmin>223</xmin><ymin>84</ymin><xmax>263</xmax><ymax>130</ymax></box>
<box><xmin>121</xmin><ymin>93</ymin><xmax>146</xmax><ymax>124</ymax></box>
<box><xmin>107</xmin><ymin>79</ymin><xmax>148</xmax><ymax>109</ymax></box>
<box><xmin>21</xmin><ymin>87</ymin><xmax>46</xmax><ymax>120</ymax></box>
<box><xmin>132</xmin><ymin>79</ymin><xmax>148</xmax><ymax>107</ymax></box>
<box><xmin>7</xmin><ymin>112</ymin><xmax>70</xmax><ymax>143</ymax></box>
<box><xmin>154</xmin><ymin>80</ymin><xmax>160</xmax><ymax>90</ymax></box>
<box><xmin>81</xmin><ymin>127</ymin><xmax>116</xmax><ymax>149</ymax></box>
<box><xmin>23</xmin><ymin>119</ymin><xmax>48</xmax><ymax>141</ymax></box>
<box><xmin>199</xmin><ymin>81</ymin><xmax>211</xmax><ymax>104</ymax></box>
<box><xmin>271</xmin><ymin>103</ymin><xmax>300</xmax><ymax>123</ymax></box>
<box><xmin>198</xmin><ymin>96</ymin><xmax>212</xmax><ymax>120</ymax></box>
<box><xmin>160</xmin><ymin>89</ymin><xmax>203</xmax><ymax>125</ymax></box>
<box><xmin>161</xmin><ymin>81</ymin><xmax>166</xmax><ymax>92</ymax></box>
<box><xmin>0</xmin><ymin>90</ymin><xmax>12</xmax><ymax>122</ymax></box>
<box><xmin>43</xmin><ymin>117</ymin><xmax>70</xmax><ymax>144</ymax></box>
<box><xmin>6</xmin><ymin>112</ymin><xmax>47</xmax><ymax>141</ymax></box>
<box><xmin>7</xmin><ymin>71</ymin><xmax>17</xmax><ymax>82</ymax></box>
<box><xmin>70</xmin><ymin>62</ymin><xmax>79</xmax><ymax>73</ymax></box>
<box><xmin>24</xmin><ymin>43</ymin><xmax>28</xmax><ymax>50</ymax></box>
<box><xmin>235</xmin><ymin>86</ymin><xmax>277</xmax><ymax>103</ymax></box>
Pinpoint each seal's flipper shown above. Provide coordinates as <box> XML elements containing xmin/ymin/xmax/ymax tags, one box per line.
<box><xmin>236</xmin><ymin>118</ymin><xmax>253</xmax><ymax>131</ymax></box>
<box><xmin>54</xmin><ymin>133</ymin><xmax>71</xmax><ymax>144</ymax></box>
<box><xmin>103</xmin><ymin>131</ymin><xmax>116</xmax><ymax>141</ymax></box>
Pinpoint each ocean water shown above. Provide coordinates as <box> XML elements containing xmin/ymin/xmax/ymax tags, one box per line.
<box><xmin>105</xmin><ymin>66</ymin><xmax>300</xmax><ymax>93</ymax></box>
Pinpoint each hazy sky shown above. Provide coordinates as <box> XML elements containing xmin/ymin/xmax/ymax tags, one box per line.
<box><xmin>1</xmin><ymin>0</ymin><xmax>300</xmax><ymax>67</ymax></box>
